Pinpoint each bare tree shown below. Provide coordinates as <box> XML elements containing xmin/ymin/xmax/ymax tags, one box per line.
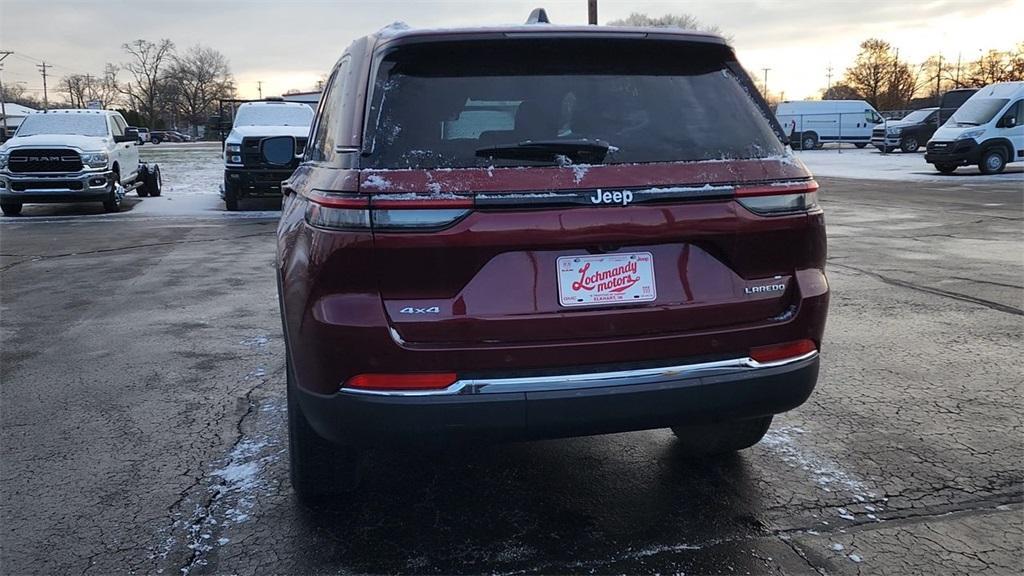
<box><xmin>166</xmin><ymin>45</ymin><xmax>236</xmax><ymax>135</ymax></box>
<box><xmin>94</xmin><ymin>64</ymin><xmax>121</xmax><ymax>108</ymax></box>
<box><xmin>120</xmin><ymin>39</ymin><xmax>175</xmax><ymax>126</ymax></box>
<box><xmin>59</xmin><ymin>74</ymin><xmax>90</xmax><ymax>108</ymax></box>
<box><xmin>822</xmin><ymin>83</ymin><xmax>863</xmax><ymax>100</ymax></box>
<box><xmin>607</xmin><ymin>12</ymin><xmax>729</xmax><ymax>40</ymax></box>
<box><xmin>841</xmin><ymin>39</ymin><xmax>917</xmax><ymax>109</ymax></box>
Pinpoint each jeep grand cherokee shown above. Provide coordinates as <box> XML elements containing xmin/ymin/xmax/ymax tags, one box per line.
<box><xmin>269</xmin><ymin>22</ymin><xmax>829</xmax><ymax>500</ymax></box>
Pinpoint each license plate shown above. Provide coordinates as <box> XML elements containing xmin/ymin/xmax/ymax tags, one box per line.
<box><xmin>557</xmin><ymin>252</ymin><xmax>656</xmax><ymax>307</ymax></box>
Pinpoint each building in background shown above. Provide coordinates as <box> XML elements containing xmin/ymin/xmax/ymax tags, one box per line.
<box><xmin>1</xmin><ymin>103</ymin><xmax>37</xmax><ymax>141</ymax></box>
<box><xmin>282</xmin><ymin>91</ymin><xmax>322</xmax><ymax>109</ymax></box>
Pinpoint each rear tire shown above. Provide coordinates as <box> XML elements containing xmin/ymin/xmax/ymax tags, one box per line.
<box><xmin>1</xmin><ymin>202</ymin><xmax>23</xmax><ymax>216</ymax></box>
<box><xmin>979</xmin><ymin>148</ymin><xmax>1006</xmax><ymax>175</ymax></box>
<box><xmin>671</xmin><ymin>416</ymin><xmax>773</xmax><ymax>456</ymax></box>
<box><xmin>144</xmin><ymin>164</ymin><xmax>162</xmax><ymax>197</ymax></box>
<box><xmin>288</xmin><ymin>359</ymin><xmax>361</xmax><ymax>504</ymax></box>
<box><xmin>900</xmin><ymin>136</ymin><xmax>920</xmax><ymax>153</ymax></box>
<box><xmin>136</xmin><ymin>166</ymin><xmax>150</xmax><ymax>197</ymax></box>
<box><xmin>800</xmin><ymin>133</ymin><xmax>818</xmax><ymax>151</ymax></box>
<box><xmin>934</xmin><ymin>163</ymin><xmax>958</xmax><ymax>174</ymax></box>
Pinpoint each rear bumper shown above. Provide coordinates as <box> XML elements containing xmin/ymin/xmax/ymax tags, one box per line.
<box><xmin>925</xmin><ymin>139</ymin><xmax>980</xmax><ymax>165</ymax></box>
<box><xmin>296</xmin><ymin>352</ymin><xmax>819</xmax><ymax>445</ymax></box>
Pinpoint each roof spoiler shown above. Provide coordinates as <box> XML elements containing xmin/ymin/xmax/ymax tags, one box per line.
<box><xmin>525</xmin><ymin>8</ymin><xmax>551</xmax><ymax>24</ymax></box>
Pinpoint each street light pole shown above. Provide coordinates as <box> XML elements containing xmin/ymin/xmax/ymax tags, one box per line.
<box><xmin>761</xmin><ymin>68</ymin><xmax>771</xmax><ymax>100</ymax></box>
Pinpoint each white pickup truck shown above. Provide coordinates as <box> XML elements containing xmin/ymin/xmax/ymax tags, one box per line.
<box><xmin>0</xmin><ymin>109</ymin><xmax>162</xmax><ymax>216</ymax></box>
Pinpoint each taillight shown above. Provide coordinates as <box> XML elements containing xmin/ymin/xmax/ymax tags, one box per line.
<box><xmin>303</xmin><ymin>191</ymin><xmax>471</xmax><ymax>231</ymax></box>
<box><xmin>749</xmin><ymin>339</ymin><xmax>817</xmax><ymax>363</ymax></box>
<box><xmin>735</xmin><ymin>180</ymin><xmax>819</xmax><ymax>215</ymax></box>
<box><xmin>345</xmin><ymin>372</ymin><xmax>459</xmax><ymax>391</ymax></box>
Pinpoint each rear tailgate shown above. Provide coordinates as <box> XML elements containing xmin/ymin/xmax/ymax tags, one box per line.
<box><xmin>367</xmin><ymin>160</ymin><xmax>816</xmax><ymax>345</ymax></box>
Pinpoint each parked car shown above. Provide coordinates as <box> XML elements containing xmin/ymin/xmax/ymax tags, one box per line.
<box><xmin>776</xmin><ymin>100</ymin><xmax>884</xmax><ymax>149</ymax></box>
<box><xmin>871</xmin><ymin>107</ymin><xmax>939</xmax><ymax>152</ymax></box>
<box><xmin>221</xmin><ymin>99</ymin><xmax>313</xmax><ymax>210</ymax></box>
<box><xmin>132</xmin><ymin>126</ymin><xmax>151</xmax><ymax>144</ymax></box>
<box><xmin>937</xmin><ymin>88</ymin><xmax>978</xmax><ymax>125</ymax></box>
<box><xmin>925</xmin><ymin>81</ymin><xmax>1024</xmax><ymax>174</ymax></box>
<box><xmin>0</xmin><ymin>109</ymin><xmax>162</xmax><ymax>215</ymax></box>
<box><xmin>151</xmin><ymin>130</ymin><xmax>191</xmax><ymax>144</ymax></box>
<box><xmin>269</xmin><ymin>18</ymin><xmax>830</xmax><ymax>501</ymax></box>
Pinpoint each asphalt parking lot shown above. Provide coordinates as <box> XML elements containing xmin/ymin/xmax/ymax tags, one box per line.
<box><xmin>1</xmin><ymin>146</ymin><xmax>1021</xmax><ymax>575</ymax></box>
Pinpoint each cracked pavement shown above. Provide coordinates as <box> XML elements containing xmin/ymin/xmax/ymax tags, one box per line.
<box><xmin>1</xmin><ymin>170</ymin><xmax>1021</xmax><ymax>574</ymax></box>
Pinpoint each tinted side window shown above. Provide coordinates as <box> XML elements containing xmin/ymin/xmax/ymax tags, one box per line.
<box><xmin>307</xmin><ymin>59</ymin><xmax>349</xmax><ymax>163</ymax></box>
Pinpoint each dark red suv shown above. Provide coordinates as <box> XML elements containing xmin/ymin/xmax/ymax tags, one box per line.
<box><xmin>271</xmin><ymin>21</ymin><xmax>829</xmax><ymax>500</ymax></box>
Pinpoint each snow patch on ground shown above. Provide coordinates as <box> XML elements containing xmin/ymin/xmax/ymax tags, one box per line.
<box><xmin>761</xmin><ymin>426</ymin><xmax>870</xmax><ymax>497</ymax></box>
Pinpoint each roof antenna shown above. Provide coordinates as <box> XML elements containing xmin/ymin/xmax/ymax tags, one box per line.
<box><xmin>526</xmin><ymin>8</ymin><xmax>551</xmax><ymax>24</ymax></box>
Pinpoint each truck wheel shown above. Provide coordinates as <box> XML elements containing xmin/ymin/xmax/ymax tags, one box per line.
<box><xmin>671</xmin><ymin>416</ymin><xmax>773</xmax><ymax>456</ymax></box>
<box><xmin>224</xmin><ymin>182</ymin><xmax>240</xmax><ymax>211</ymax></box>
<box><xmin>900</xmin><ymin>136</ymin><xmax>920</xmax><ymax>153</ymax></box>
<box><xmin>979</xmin><ymin>148</ymin><xmax>1006</xmax><ymax>175</ymax></box>
<box><xmin>287</xmin><ymin>359</ymin><xmax>361</xmax><ymax>504</ymax></box>
<box><xmin>1</xmin><ymin>202</ymin><xmax>22</xmax><ymax>216</ymax></box>
<box><xmin>103</xmin><ymin>173</ymin><xmax>123</xmax><ymax>213</ymax></box>
<box><xmin>934</xmin><ymin>163</ymin><xmax>958</xmax><ymax>174</ymax></box>
<box><xmin>144</xmin><ymin>165</ymin><xmax>162</xmax><ymax>197</ymax></box>
<box><xmin>136</xmin><ymin>166</ymin><xmax>150</xmax><ymax>197</ymax></box>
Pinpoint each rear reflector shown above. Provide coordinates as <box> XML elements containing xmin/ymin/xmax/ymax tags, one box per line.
<box><xmin>749</xmin><ymin>339</ymin><xmax>817</xmax><ymax>363</ymax></box>
<box><xmin>345</xmin><ymin>372</ymin><xmax>459</xmax><ymax>391</ymax></box>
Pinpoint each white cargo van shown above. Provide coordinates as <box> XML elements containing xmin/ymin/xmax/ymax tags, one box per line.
<box><xmin>925</xmin><ymin>81</ymin><xmax>1024</xmax><ymax>174</ymax></box>
<box><xmin>776</xmin><ymin>100</ymin><xmax>884</xmax><ymax>149</ymax></box>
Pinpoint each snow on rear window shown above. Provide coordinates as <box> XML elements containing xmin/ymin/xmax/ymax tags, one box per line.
<box><xmin>234</xmin><ymin>105</ymin><xmax>313</xmax><ymax>127</ymax></box>
<box><xmin>17</xmin><ymin>113</ymin><xmax>108</xmax><ymax>137</ymax></box>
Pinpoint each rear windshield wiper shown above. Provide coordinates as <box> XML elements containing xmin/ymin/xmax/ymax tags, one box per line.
<box><xmin>475</xmin><ymin>139</ymin><xmax>612</xmax><ymax>164</ymax></box>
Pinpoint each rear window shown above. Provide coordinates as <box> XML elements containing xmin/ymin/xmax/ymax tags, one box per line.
<box><xmin>364</xmin><ymin>39</ymin><xmax>784</xmax><ymax>169</ymax></box>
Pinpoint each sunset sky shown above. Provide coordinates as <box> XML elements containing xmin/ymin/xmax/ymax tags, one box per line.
<box><xmin>1</xmin><ymin>0</ymin><xmax>1021</xmax><ymax>103</ymax></box>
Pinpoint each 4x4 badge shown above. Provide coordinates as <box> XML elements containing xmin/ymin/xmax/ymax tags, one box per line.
<box><xmin>399</xmin><ymin>306</ymin><xmax>440</xmax><ymax>314</ymax></box>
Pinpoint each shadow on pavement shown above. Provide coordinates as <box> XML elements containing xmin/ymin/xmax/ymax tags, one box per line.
<box><xmin>289</xmin><ymin>435</ymin><xmax>775</xmax><ymax>574</ymax></box>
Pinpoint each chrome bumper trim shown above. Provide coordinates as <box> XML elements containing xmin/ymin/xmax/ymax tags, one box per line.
<box><xmin>340</xmin><ymin>351</ymin><xmax>819</xmax><ymax>397</ymax></box>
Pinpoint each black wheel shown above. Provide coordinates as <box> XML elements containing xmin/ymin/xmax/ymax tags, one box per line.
<box><xmin>287</xmin><ymin>359</ymin><xmax>360</xmax><ymax>504</ymax></box>
<box><xmin>144</xmin><ymin>164</ymin><xmax>162</xmax><ymax>197</ymax></box>
<box><xmin>1</xmin><ymin>202</ymin><xmax>22</xmax><ymax>216</ymax></box>
<box><xmin>900</xmin><ymin>136</ymin><xmax>920</xmax><ymax>153</ymax></box>
<box><xmin>136</xmin><ymin>166</ymin><xmax>150</xmax><ymax>197</ymax></box>
<box><xmin>979</xmin><ymin>148</ymin><xmax>1006</xmax><ymax>175</ymax></box>
<box><xmin>103</xmin><ymin>172</ymin><xmax>122</xmax><ymax>213</ymax></box>
<box><xmin>224</xmin><ymin>181</ymin><xmax>239</xmax><ymax>211</ymax></box>
<box><xmin>934</xmin><ymin>163</ymin><xmax>958</xmax><ymax>174</ymax></box>
<box><xmin>800</xmin><ymin>133</ymin><xmax>818</xmax><ymax>151</ymax></box>
<box><xmin>671</xmin><ymin>416</ymin><xmax>773</xmax><ymax>456</ymax></box>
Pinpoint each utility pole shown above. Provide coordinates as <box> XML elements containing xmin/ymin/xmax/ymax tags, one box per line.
<box><xmin>37</xmin><ymin>61</ymin><xmax>50</xmax><ymax>111</ymax></box>
<box><xmin>935</xmin><ymin>54</ymin><xmax>943</xmax><ymax>105</ymax></box>
<box><xmin>0</xmin><ymin>50</ymin><xmax>12</xmax><ymax>139</ymax></box>
<box><xmin>825</xmin><ymin>63</ymin><xmax>833</xmax><ymax>92</ymax></box>
<box><xmin>761</xmin><ymin>68</ymin><xmax>771</xmax><ymax>100</ymax></box>
<box><xmin>955</xmin><ymin>52</ymin><xmax>962</xmax><ymax>87</ymax></box>
<box><xmin>257</xmin><ymin>81</ymin><xmax>263</xmax><ymax>99</ymax></box>
<box><xmin>588</xmin><ymin>0</ymin><xmax>598</xmax><ymax>25</ymax></box>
